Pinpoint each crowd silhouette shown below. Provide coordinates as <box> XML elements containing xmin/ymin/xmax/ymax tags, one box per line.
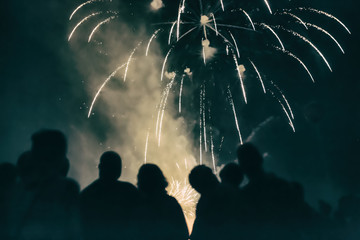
<box><xmin>0</xmin><ymin>129</ymin><xmax>359</xmax><ymax>239</ymax></box>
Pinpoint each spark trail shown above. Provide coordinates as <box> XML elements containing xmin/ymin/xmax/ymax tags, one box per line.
<box><xmin>273</xmin><ymin>46</ymin><xmax>315</xmax><ymax>83</ymax></box>
<box><xmin>297</xmin><ymin>7</ymin><xmax>351</xmax><ymax>34</ymax></box>
<box><xmin>68</xmin><ymin>12</ymin><xmax>102</xmax><ymax>41</ymax></box>
<box><xmin>88</xmin><ymin>63</ymin><xmax>126</xmax><ymax>118</ymax></box>
<box><xmin>227</xmin><ymin>86</ymin><xmax>243</xmax><ymax>144</ymax></box>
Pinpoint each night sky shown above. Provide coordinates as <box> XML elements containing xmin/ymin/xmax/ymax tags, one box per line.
<box><xmin>1</xmin><ymin>0</ymin><xmax>359</xmax><ymax>207</ymax></box>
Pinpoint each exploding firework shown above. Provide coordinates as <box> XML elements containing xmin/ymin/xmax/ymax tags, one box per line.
<box><xmin>69</xmin><ymin>0</ymin><xmax>350</xmax><ymax>172</ymax></box>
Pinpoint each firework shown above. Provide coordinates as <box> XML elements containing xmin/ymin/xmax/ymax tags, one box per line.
<box><xmin>70</xmin><ymin>0</ymin><xmax>350</xmax><ymax>173</ymax></box>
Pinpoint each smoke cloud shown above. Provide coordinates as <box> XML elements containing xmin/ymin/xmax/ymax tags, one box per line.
<box><xmin>68</xmin><ymin>14</ymin><xmax>198</xmax><ymax>190</ymax></box>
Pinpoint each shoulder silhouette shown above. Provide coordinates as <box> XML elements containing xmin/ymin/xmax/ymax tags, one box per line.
<box><xmin>137</xmin><ymin>163</ymin><xmax>189</xmax><ymax>240</ymax></box>
<box><xmin>80</xmin><ymin>151</ymin><xmax>140</xmax><ymax>240</ymax></box>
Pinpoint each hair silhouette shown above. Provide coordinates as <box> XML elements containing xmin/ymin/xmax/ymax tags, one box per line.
<box><xmin>189</xmin><ymin>165</ymin><xmax>219</xmax><ymax>195</ymax></box>
<box><xmin>137</xmin><ymin>163</ymin><xmax>168</xmax><ymax>195</ymax></box>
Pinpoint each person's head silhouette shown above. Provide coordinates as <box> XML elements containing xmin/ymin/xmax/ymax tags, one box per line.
<box><xmin>98</xmin><ymin>151</ymin><xmax>122</xmax><ymax>182</ymax></box>
<box><xmin>237</xmin><ymin>143</ymin><xmax>264</xmax><ymax>180</ymax></box>
<box><xmin>31</xmin><ymin>129</ymin><xmax>67</xmax><ymax>159</ymax></box>
<box><xmin>189</xmin><ymin>165</ymin><xmax>219</xmax><ymax>195</ymax></box>
<box><xmin>31</xmin><ymin>129</ymin><xmax>69</xmax><ymax>177</ymax></box>
<box><xmin>137</xmin><ymin>164</ymin><xmax>168</xmax><ymax>195</ymax></box>
<box><xmin>219</xmin><ymin>163</ymin><xmax>244</xmax><ymax>188</ymax></box>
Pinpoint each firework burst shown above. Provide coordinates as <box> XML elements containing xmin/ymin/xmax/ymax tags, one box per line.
<box><xmin>69</xmin><ymin>0</ymin><xmax>350</xmax><ymax>170</ymax></box>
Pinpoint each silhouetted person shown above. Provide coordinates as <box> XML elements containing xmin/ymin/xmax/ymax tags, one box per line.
<box><xmin>80</xmin><ymin>151</ymin><xmax>140</xmax><ymax>240</ymax></box>
<box><xmin>219</xmin><ymin>162</ymin><xmax>244</xmax><ymax>189</ymax></box>
<box><xmin>137</xmin><ymin>164</ymin><xmax>188</xmax><ymax>240</ymax></box>
<box><xmin>190</xmin><ymin>165</ymin><xmax>238</xmax><ymax>240</ymax></box>
<box><xmin>237</xmin><ymin>143</ymin><xmax>311</xmax><ymax>240</ymax></box>
<box><xmin>0</xmin><ymin>162</ymin><xmax>17</xmax><ymax>238</ymax></box>
<box><xmin>334</xmin><ymin>194</ymin><xmax>360</xmax><ymax>239</ymax></box>
<box><xmin>14</xmin><ymin>130</ymin><xmax>80</xmax><ymax>240</ymax></box>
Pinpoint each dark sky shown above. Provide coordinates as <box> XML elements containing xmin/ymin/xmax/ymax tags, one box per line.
<box><xmin>0</xmin><ymin>0</ymin><xmax>359</xmax><ymax>206</ymax></box>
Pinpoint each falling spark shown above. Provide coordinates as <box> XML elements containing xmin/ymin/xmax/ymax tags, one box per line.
<box><xmin>210</xmin><ymin>127</ymin><xmax>216</xmax><ymax>173</ymax></box>
<box><xmin>176</xmin><ymin>0</ymin><xmax>186</xmax><ymax>40</ymax></box>
<box><xmin>229</xmin><ymin>31</ymin><xmax>240</xmax><ymax>58</ymax></box>
<box><xmin>219</xmin><ymin>136</ymin><xmax>225</xmax><ymax>152</ymax></box>
<box><xmin>261</xmin><ymin>23</ymin><xmax>285</xmax><ymax>51</ymax></box>
<box><xmin>124</xmin><ymin>42</ymin><xmax>142</xmax><ymax>82</ymax></box>
<box><xmin>279</xmin><ymin>27</ymin><xmax>333</xmax><ymax>72</ymax></box>
<box><xmin>280</xmin><ymin>12</ymin><xmax>308</xmax><ymax>30</ymax></box>
<box><xmin>227</xmin><ymin>87</ymin><xmax>243</xmax><ymax>144</ymax></box>
<box><xmin>88</xmin><ymin>63</ymin><xmax>126</xmax><ymax>118</ymax></box>
<box><xmin>220</xmin><ymin>0</ymin><xmax>224</xmax><ymax>11</ymax></box>
<box><xmin>237</xmin><ymin>8</ymin><xmax>256</xmax><ymax>30</ymax></box>
<box><xmin>199</xmin><ymin>87</ymin><xmax>203</xmax><ymax>164</ymax></box>
<box><xmin>273</xmin><ymin>46</ymin><xmax>315</xmax><ymax>83</ymax></box>
<box><xmin>248</xmin><ymin>59</ymin><xmax>266</xmax><ymax>93</ymax></box>
<box><xmin>158</xmin><ymin>76</ymin><xmax>175</xmax><ymax>146</ymax></box>
<box><xmin>168</xmin><ymin>21</ymin><xmax>177</xmax><ymax>44</ymax></box>
<box><xmin>69</xmin><ymin>0</ymin><xmax>99</xmax><ymax>20</ymax></box>
<box><xmin>88</xmin><ymin>16</ymin><xmax>115</xmax><ymax>42</ymax></box>
<box><xmin>232</xmin><ymin>53</ymin><xmax>247</xmax><ymax>104</ymax></box>
<box><xmin>210</xmin><ymin>13</ymin><xmax>218</xmax><ymax>35</ymax></box>
<box><xmin>264</xmin><ymin>0</ymin><xmax>273</xmax><ymax>14</ymax></box>
<box><xmin>271</xmin><ymin>81</ymin><xmax>294</xmax><ymax>119</ymax></box>
<box><xmin>144</xmin><ymin>130</ymin><xmax>150</xmax><ymax>163</ymax></box>
<box><xmin>179</xmin><ymin>75</ymin><xmax>184</xmax><ymax>113</ymax></box>
<box><xmin>304</xmin><ymin>22</ymin><xmax>345</xmax><ymax>54</ymax></box>
<box><xmin>298</xmin><ymin>7</ymin><xmax>351</xmax><ymax>34</ymax></box>
<box><xmin>269</xmin><ymin>89</ymin><xmax>295</xmax><ymax>132</ymax></box>
<box><xmin>146</xmin><ymin>29</ymin><xmax>162</xmax><ymax>56</ymax></box>
<box><xmin>202</xmin><ymin>85</ymin><xmax>208</xmax><ymax>152</ymax></box>
<box><xmin>161</xmin><ymin>48</ymin><xmax>173</xmax><ymax>81</ymax></box>
<box><xmin>68</xmin><ymin>12</ymin><xmax>102</xmax><ymax>41</ymax></box>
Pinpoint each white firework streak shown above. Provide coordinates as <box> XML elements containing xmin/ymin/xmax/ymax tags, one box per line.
<box><xmin>273</xmin><ymin>46</ymin><xmax>315</xmax><ymax>83</ymax></box>
<box><xmin>179</xmin><ymin>75</ymin><xmax>184</xmax><ymax>113</ymax></box>
<box><xmin>271</xmin><ymin>81</ymin><xmax>294</xmax><ymax>119</ymax></box>
<box><xmin>298</xmin><ymin>7</ymin><xmax>351</xmax><ymax>34</ymax></box>
<box><xmin>280</xmin><ymin>12</ymin><xmax>308</xmax><ymax>30</ymax></box>
<box><xmin>248</xmin><ymin>59</ymin><xmax>266</xmax><ymax>93</ymax></box>
<box><xmin>229</xmin><ymin>31</ymin><xmax>240</xmax><ymax>58</ymax></box>
<box><xmin>146</xmin><ymin>29</ymin><xmax>162</xmax><ymax>56</ymax></box>
<box><xmin>68</xmin><ymin>12</ymin><xmax>102</xmax><ymax>41</ymax></box>
<box><xmin>144</xmin><ymin>130</ymin><xmax>150</xmax><ymax>163</ymax></box>
<box><xmin>88</xmin><ymin>16</ymin><xmax>116</xmax><ymax>42</ymax></box>
<box><xmin>176</xmin><ymin>0</ymin><xmax>186</xmax><ymax>40</ymax></box>
<box><xmin>261</xmin><ymin>23</ymin><xmax>285</xmax><ymax>50</ymax></box>
<box><xmin>161</xmin><ymin>48</ymin><xmax>173</xmax><ymax>82</ymax></box>
<box><xmin>227</xmin><ymin>87</ymin><xmax>243</xmax><ymax>144</ymax></box>
<box><xmin>279</xmin><ymin>27</ymin><xmax>333</xmax><ymax>72</ymax></box>
<box><xmin>124</xmin><ymin>42</ymin><xmax>142</xmax><ymax>82</ymax></box>
<box><xmin>168</xmin><ymin>21</ymin><xmax>177</xmax><ymax>44</ymax></box>
<box><xmin>232</xmin><ymin>52</ymin><xmax>247</xmax><ymax>104</ymax></box>
<box><xmin>158</xmin><ymin>76</ymin><xmax>175</xmax><ymax>147</ymax></box>
<box><xmin>199</xmin><ymin>87</ymin><xmax>203</xmax><ymax>164</ymax></box>
<box><xmin>269</xmin><ymin>89</ymin><xmax>295</xmax><ymax>132</ymax></box>
<box><xmin>304</xmin><ymin>22</ymin><xmax>345</xmax><ymax>54</ymax></box>
<box><xmin>88</xmin><ymin>63</ymin><xmax>126</xmax><ymax>118</ymax></box>
<box><xmin>220</xmin><ymin>0</ymin><xmax>224</xmax><ymax>11</ymax></box>
<box><xmin>202</xmin><ymin>44</ymin><xmax>206</xmax><ymax>65</ymax></box>
<box><xmin>69</xmin><ymin>0</ymin><xmax>100</xmax><ymax>20</ymax></box>
<box><xmin>156</xmin><ymin>83</ymin><xmax>170</xmax><ymax>136</ymax></box>
<box><xmin>210</xmin><ymin>13</ymin><xmax>218</xmax><ymax>35</ymax></box>
<box><xmin>264</xmin><ymin>0</ymin><xmax>272</xmax><ymax>14</ymax></box>
<box><xmin>238</xmin><ymin>8</ymin><xmax>256</xmax><ymax>30</ymax></box>
<box><xmin>202</xmin><ymin>85</ymin><xmax>208</xmax><ymax>152</ymax></box>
